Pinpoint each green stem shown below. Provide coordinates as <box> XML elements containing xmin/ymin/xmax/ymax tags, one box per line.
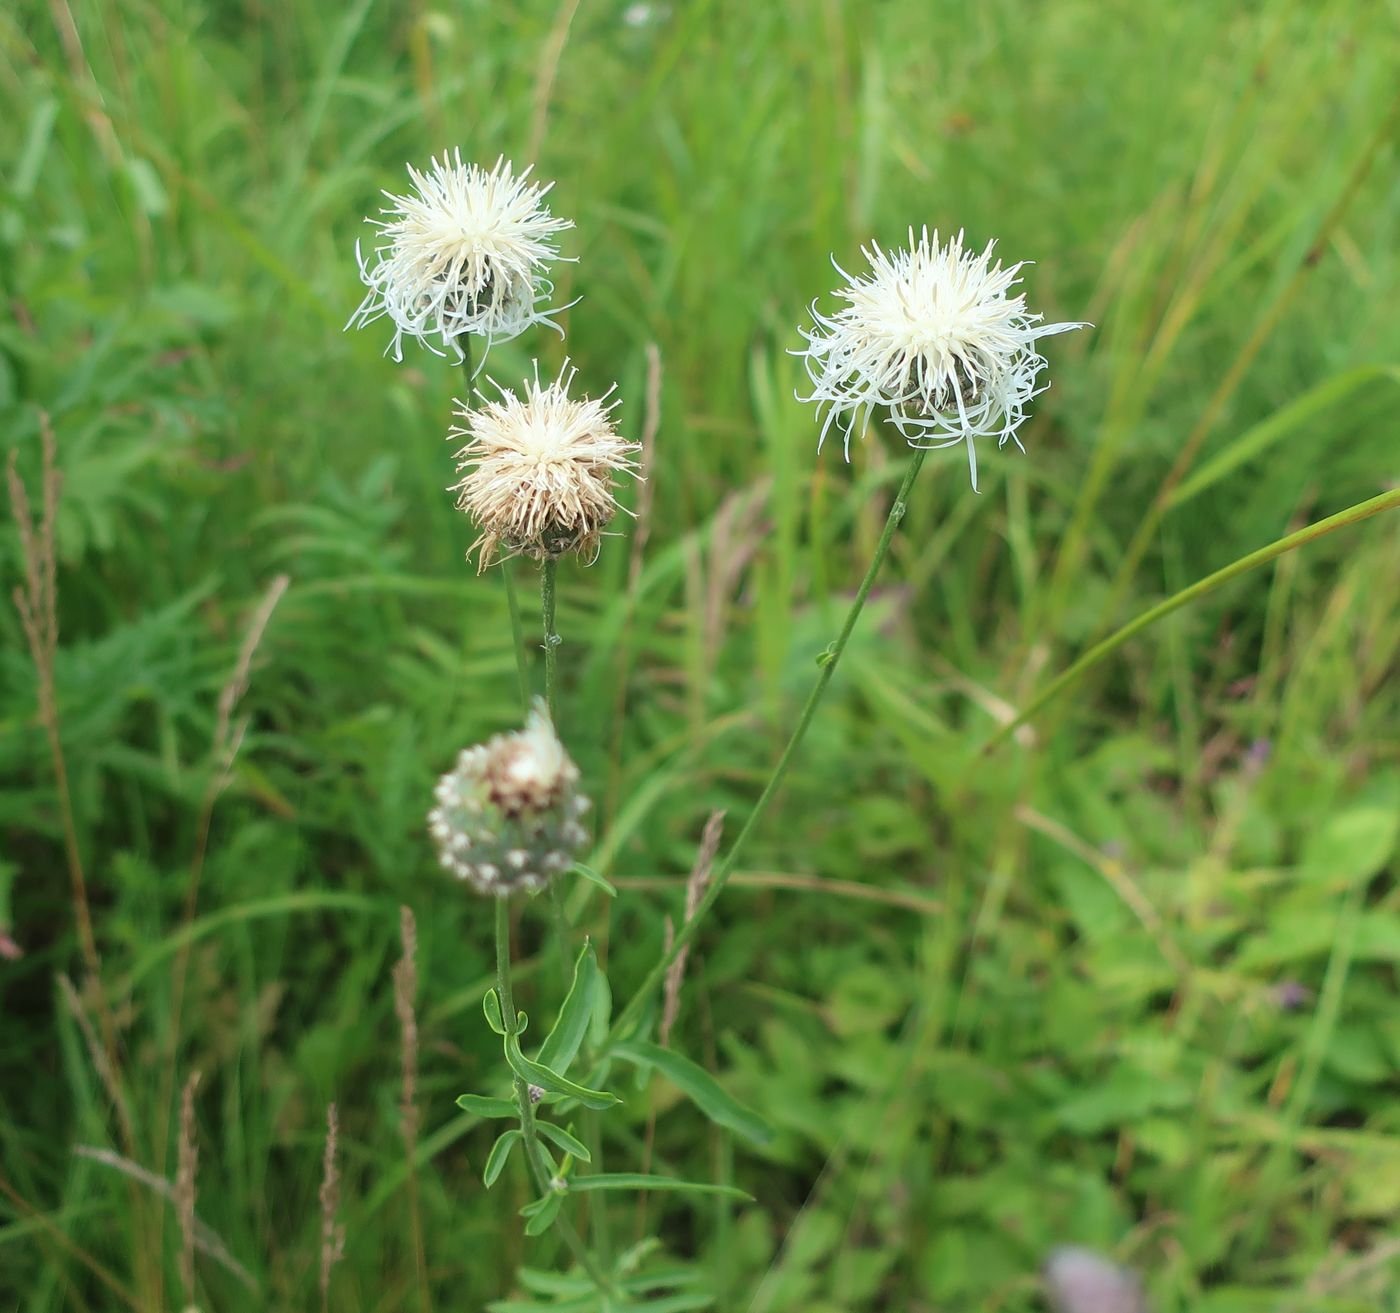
<box><xmin>494</xmin><ymin>898</ymin><xmax>614</xmax><ymax>1293</ymax></box>
<box><xmin>604</xmin><ymin>447</ymin><xmax>930</xmax><ymax>1049</ymax></box>
<box><xmin>985</xmin><ymin>485</ymin><xmax>1400</xmax><ymax>751</ymax></box>
<box><xmin>540</xmin><ymin>558</ymin><xmax>560</xmax><ymax>720</ymax></box>
<box><xmin>502</xmin><ymin>565</ymin><xmax>531</xmax><ymax>714</ymax></box>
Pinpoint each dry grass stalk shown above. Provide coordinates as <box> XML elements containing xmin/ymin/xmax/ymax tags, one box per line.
<box><xmin>159</xmin><ymin>572</ymin><xmax>291</xmax><ymax>1185</ymax></box>
<box><xmin>393</xmin><ymin>906</ymin><xmax>431</xmax><ymax>1313</ymax></box>
<box><xmin>72</xmin><ymin>1146</ymin><xmax>256</xmax><ymax>1291</ymax></box>
<box><xmin>527</xmin><ymin>0</ymin><xmax>584</xmax><ymax>162</ymax></box>
<box><xmin>319</xmin><ymin>1103</ymin><xmax>345</xmax><ymax>1313</ymax></box>
<box><xmin>8</xmin><ymin>419</ymin><xmax>103</xmax><ymax>1006</ymax></box>
<box><xmin>394</xmin><ymin>906</ymin><xmax>421</xmax><ymax>1149</ymax></box>
<box><xmin>638</xmin><ymin>810</ymin><xmax>725</xmax><ymax>1237</ymax></box>
<box><xmin>12</xmin><ymin>424</ymin><xmax>146</xmax><ymax>1296</ymax></box>
<box><xmin>176</xmin><ymin>1072</ymin><xmax>201</xmax><ymax>1302</ymax></box>
<box><xmin>660</xmin><ymin>810</ymin><xmax>726</xmax><ymax>1047</ymax></box>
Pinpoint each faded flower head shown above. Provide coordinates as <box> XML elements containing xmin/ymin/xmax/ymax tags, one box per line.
<box><xmin>428</xmin><ymin>701</ymin><xmax>590</xmax><ymax>896</ymax></box>
<box><xmin>450</xmin><ymin>361</ymin><xmax>640</xmax><ymax>570</ymax></box>
<box><xmin>1043</xmin><ymin>1248</ymin><xmax>1149</xmax><ymax>1313</ymax></box>
<box><xmin>796</xmin><ymin>226</ymin><xmax>1086</xmax><ymax>487</ymax></box>
<box><xmin>349</xmin><ymin>151</ymin><xmax>573</xmax><ymax>362</ymax></box>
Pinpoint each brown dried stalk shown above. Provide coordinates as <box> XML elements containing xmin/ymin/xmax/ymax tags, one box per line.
<box><xmin>660</xmin><ymin>810</ymin><xmax>725</xmax><ymax>1047</ymax></box>
<box><xmin>637</xmin><ymin>810</ymin><xmax>724</xmax><ymax>1236</ymax></box>
<box><xmin>11</xmin><ymin>422</ymin><xmax>155</xmax><ymax>1296</ymax></box>
<box><xmin>175</xmin><ymin>1071</ymin><xmax>201</xmax><ymax>1302</ymax></box>
<box><xmin>318</xmin><ymin>1103</ymin><xmax>345</xmax><ymax>1313</ymax></box>
<box><xmin>394</xmin><ymin>906</ymin><xmax>431</xmax><ymax>1312</ymax></box>
<box><xmin>8</xmin><ymin>419</ymin><xmax>102</xmax><ymax>1002</ymax></box>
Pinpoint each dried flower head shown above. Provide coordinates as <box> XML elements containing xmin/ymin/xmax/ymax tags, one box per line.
<box><xmin>451</xmin><ymin>361</ymin><xmax>640</xmax><ymax>570</ymax></box>
<box><xmin>428</xmin><ymin>701</ymin><xmax>590</xmax><ymax>896</ymax></box>
<box><xmin>349</xmin><ymin>152</ymin><xmax>573</xmax><ymax>362</ymax></box>
<box><xmin>796</xmin><ymin>226</ymin><xmax>1086</xmax><ymax>487</ymax></box>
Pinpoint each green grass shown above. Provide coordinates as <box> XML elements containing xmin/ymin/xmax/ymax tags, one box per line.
<box><xmin>3</xmin><ymin>0</ymin><xmax>1400</xmax><ymax>1309</ymax></box>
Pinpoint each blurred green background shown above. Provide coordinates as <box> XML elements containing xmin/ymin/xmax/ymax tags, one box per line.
<box><xmin>3</xmin><ymin>0</ymin><xmax>1400</xmax><ymax>1309</ymax></box>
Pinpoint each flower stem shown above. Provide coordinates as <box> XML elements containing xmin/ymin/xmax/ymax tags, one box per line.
<box><xmin>604</xmin><ymin>446</ymin><xmax>929</xmax><ymax>1048</ymax></box>
<box><xmin>494</xmin><ymin>897</ymin><xmax>614</xmax><ymax>1293</ymax></box>
<box><xmin>540</xmin><ymin>558</ymin><xmax>560</xmax><ymax>720</ymax></box>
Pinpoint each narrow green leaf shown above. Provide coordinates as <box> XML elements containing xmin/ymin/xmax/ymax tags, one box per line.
<box><xmin>615</xmin><ymin>1041</ymin><xmax>772</xmax><ymax>1145</ymax></box>
<box><xmin>538</xmin><ymin>940</ymin><xmax>599</xmax><ymax>1074</ymax></box>
<box><xmin>505</xmin><ymin>1034</ymin><xmax>619</xmax><ymax>1111</ymax></box>
<box><xmin>572</xmin><ymin>862</ymin><xmax>618</xmax><ymax>896</ymax></box>
<box><xmin>565</xmin><ymin>1173</ymin><xmax>752</xmax><ymax>1201</ymax></box>
<box><xmin>984</xmin><ymin>487</ymin><xmax>1400</xmax><ymax>750</ymax></box>
<box><xmin>534</xmin><ymin>1121</ymin><xmax>591</xmax><ymax>1162</ymax></box>
<box><xmin>455</xmin><ymin>1094</ymin><xmax>517</xmax><ymax>1119</ymax></box>
<box><xmin>523</xmin><ymin>1191</ymin><xmax>565</xmax><ymax>1236</ymax></box>
<box><xmin>1169</xmin><ymin>365</ymin><xmax>1400</xmax><ymax>507</ymax></box>
<box><xmin>483</xmin><ymin>988</ymin><xmax>506</xmax><ymax>1035</ymax></box>
<box><xmin>483</xmin><ymin>1129</ymin><xmax>522</xmax><ymax>1188</ymax></box>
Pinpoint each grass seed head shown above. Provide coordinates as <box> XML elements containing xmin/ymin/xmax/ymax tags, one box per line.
<box><xmin>349</xmin><ymin>151</ymin><xmax>573</xmax><ymax>361</ymax></box>
<box><xmin>450</xmin><ymin>361</ymin><xmax>640</xmax><ymax>570</ymax></box>
<box><xmin>428</xmin><ymin>701</ymin><xmax>590</xmax><ymax>896</ymax></box>
<box><xmin>796</xmin><ymin>226</ymin><xmax>1086</xmax><ymax>487</ymax></box>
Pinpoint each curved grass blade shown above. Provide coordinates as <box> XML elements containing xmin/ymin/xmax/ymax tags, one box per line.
<box><xmin>615</xmin><ymin>1040</ymin><xmax>772</xmax><ymax>1145</ymax></box>
<box><xmin>985</xmin><ymin>486</ymin><xmax>1400</xmax><ymax>751</ymax></box>
<box><xmin>1168</xmin><ymin>365</ymin><xmax>1400</xmax><ymax>508</ymax></box>
<box><xmin>572</xmin><ymin>862</ymin><xmax>618</xmax><ymax>897</ymax></box>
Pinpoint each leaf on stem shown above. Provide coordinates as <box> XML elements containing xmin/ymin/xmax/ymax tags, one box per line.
<box><xmin>456</xmin><ymin>1093</ymin><xmax>517</xmax><ymax>1118</ymax></box>
<box><xmin>483</xmin><ymin>1129</ymin><xmax>523</xmax><ymax>1188</ymax></box>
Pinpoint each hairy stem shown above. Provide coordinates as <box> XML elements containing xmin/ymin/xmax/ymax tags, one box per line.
<box><xmin>605</xmin><ymin>446</ymin><xmax>930</xmax><ymax>1048</ymax></box>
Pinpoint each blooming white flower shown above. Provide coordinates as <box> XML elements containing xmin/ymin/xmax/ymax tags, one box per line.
<box><xmin>796</xmin><ymin>227</ymin><xmax>1086</xmax><ymax>488</ymax></box>
<box><xmin>349</xmin><ymin>151</ymin><xmax>574</xmax><ymax>362</ymax></box>
<box><xmin>450</xmin><ymin>361</ymin><xmax>640</xmax><ymax>570</ymax></box>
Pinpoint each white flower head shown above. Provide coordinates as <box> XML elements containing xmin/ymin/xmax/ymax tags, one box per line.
<box><xmin>796</xmin><ymin>227</ymin><xmax>1086</xmax><ymax>488</ymax></box>
<box><xmin>349</xmin><ymin>151</ymin><xmax>574</xmax><ymax>362</ymax></box>
<box><xmin>450</xmin><ymin>360</ymin><xmax>640</xmax><ymax>570</ymax></box>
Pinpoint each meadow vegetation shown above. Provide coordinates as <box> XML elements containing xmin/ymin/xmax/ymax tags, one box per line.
<box><xmin>3</xmin><ymin>1</ymin><xmax>1400</xmax><ymax>1309</ymax></box>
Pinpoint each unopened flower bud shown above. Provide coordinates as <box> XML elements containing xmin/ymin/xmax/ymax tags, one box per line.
<box><xmin>428</xmin><ymin>701</ymin><xmax>590</xmax><ymax>895</ymax></box>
